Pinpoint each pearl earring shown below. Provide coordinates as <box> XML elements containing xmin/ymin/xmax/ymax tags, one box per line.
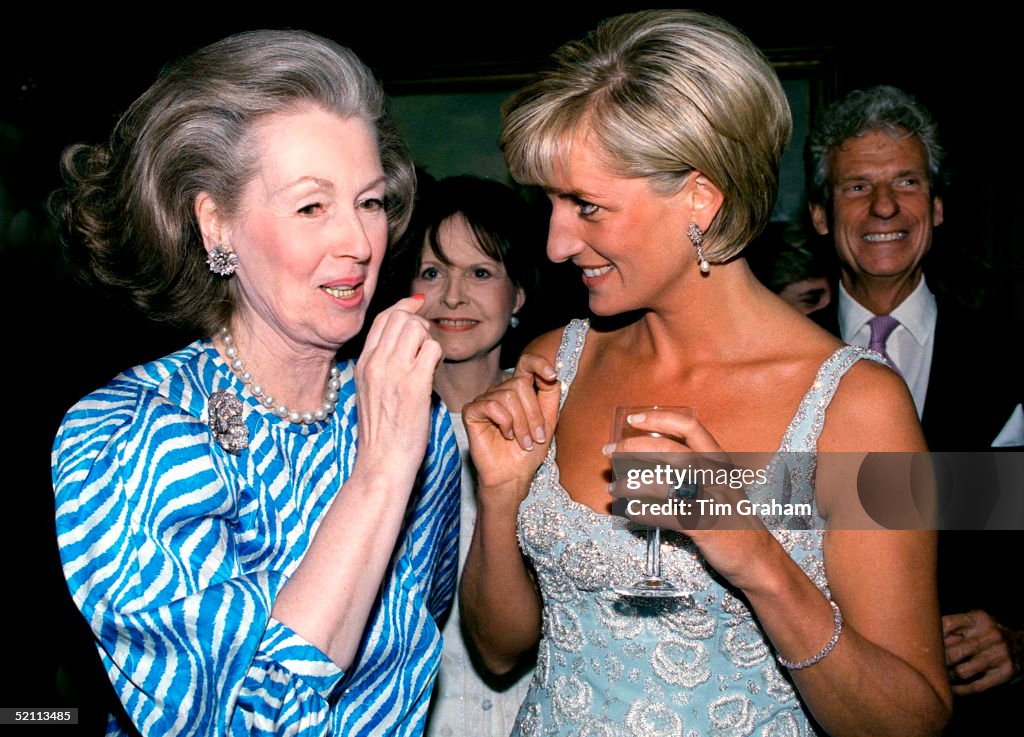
<box><xmin>687</xmin><ymin>222</ymin><xmax>710</xmax><ymax>274</ymax></box>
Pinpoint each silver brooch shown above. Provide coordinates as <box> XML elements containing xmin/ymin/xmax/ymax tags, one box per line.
<box><xmin>208</xmin><ymin>390</ymin><xmax>249</xmax><ymax>454</ymax></box>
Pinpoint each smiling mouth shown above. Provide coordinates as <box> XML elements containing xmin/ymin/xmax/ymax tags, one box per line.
<box><xmin>862</xmin><ymin>231</ymin><xmax>908</xmax><ymax>242</ymax></box>
<box><xmin>322</xmin><ymin>284</ymin><xmax>360</xmax><ymax>299</ymax></box>
<box><xmin>581</xmin><ymin>265</ymin><xmax>614</xmax><ymax>277</ymax></box>
<box><xmin>433</xmin><ymin>319</ymin><xmax>480</xmax><ymax>329</ymax></box>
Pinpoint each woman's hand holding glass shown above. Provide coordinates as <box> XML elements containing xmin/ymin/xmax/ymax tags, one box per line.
<box><xmin>463</xmin><ymin>353</ymin><xmax>561</xmax><ymax>495</ymax></box>
<box><xmin>606</xmin><ymin>408</ymin><xmax>781</xmax><ymax>594</ymax></box>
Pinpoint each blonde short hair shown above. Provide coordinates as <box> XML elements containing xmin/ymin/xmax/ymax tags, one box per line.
<box><xmin>501</xmin><ymin>10</ymin><xmax>791</xmax><ymax>261</ymax></box>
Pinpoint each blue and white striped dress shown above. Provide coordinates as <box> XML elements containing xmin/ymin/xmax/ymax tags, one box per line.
<box><xmin>53</xmin><ymin>339</ymin><xmax>461</xmax><ymax>736</ymax></box>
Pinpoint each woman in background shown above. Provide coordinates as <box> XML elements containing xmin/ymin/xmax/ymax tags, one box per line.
<box><xmin>393</xmin><ymin>175</ymin><xmax>538</xmax><ymax>737</ymax></box>
<box><xmin>51</xmin><ymin>31</ymin><xmax>458</xmax><ymax>737</ymax></box>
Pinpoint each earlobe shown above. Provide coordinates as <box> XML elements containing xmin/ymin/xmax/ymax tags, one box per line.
<box><xmin>809</xmin><ymin>203</ymin><xmax>830</xmax><ymax>236</ymax></box>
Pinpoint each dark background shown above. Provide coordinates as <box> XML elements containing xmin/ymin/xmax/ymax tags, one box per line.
<box><xmin>3</xmin><ymin>6</ymin><xmax>1020</xmax><ymax>726</ymax></box>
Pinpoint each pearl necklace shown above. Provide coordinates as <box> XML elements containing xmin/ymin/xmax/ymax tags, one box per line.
<box><xmin>217</xmin><ymin>326</ymin><xmax>341</xmax><ymax>424</ymax></box>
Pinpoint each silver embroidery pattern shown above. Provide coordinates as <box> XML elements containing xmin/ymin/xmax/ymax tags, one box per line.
<box><xmin>651</xmin><ymin>639</ymin><xmax>711</xmax><ymax>688</ymax></box>
<box><xmin>552</xmin><ymin>675</ymin><xmax>593</xmax><ymax>725</ymax></box>
<box><xmin>520</xmin><ymin>502</ymin><xmax>567</xmax><ymax>554</ymax></box>
<box><xmin>578</xmin><ymin>717</ymin><xmax>627</xmax><ymax>737</ymax></box>
<box><xmin>516</xmin><ymin>702</ymin><xmax>542</xmax><ymax>737</ymax></box>
<box><xmin>761</xmin><ymin>711</ymin><xmax>802</xmax><ymax>737</ymax></box>
<box><xmin>604</xmin><ymin>653</ymin><xmax>624</xmax><ymax>683</ymax></box>
<box><xmin>722</xmin><ymin>621</ymin><xmax>770</xmax><ymax>668</ymax></box>
<box><xmin>548</xmin><ymin>604</ymin><xmax>585</xmax><ymax>653</ymax></box>
<box><xmin>562</xmin><ymin>540</ymin><xmax>611</xmax><ymax>590</ymax></box>
<box><xmin>510</xmin><ymin>321</ymin><xmax>867</xmax><ymax>737</ymax></box>
<box><xmin>663</xmin><ymin>604</ymin><xmax>717</xmax><ymax>640</ymax></box>
<box><xmin>596</xmin><ymin>596</ymin><xmax>645</xmax><ymax>640</ymax></box>
<box><xmin>625</xmin><ymin>701</ymin><xmax>684</xmax><ymax>737</ymax></box>
<box><xmin>535</xmin><ymin>640</ymin><xmax>552</xmax><ymax>688</ymax></box>
<box><xmin>542</xmin><ymin>568</ymin><xmax>581</xmax><ymax>603</ymax></box>
<box><xmin>721</xmin><ymin>592</ymin><xmax>753</xmax><ymax>618</ymax></box>
<box><xmin>763</xmin><ymin>662</ymin><xmax>797</xmax><ymax>703</ymax></box>
<box><xmin>708</xmin><ymin>694</ymin><xmax>755</xmax><ymax>736</ymax></box>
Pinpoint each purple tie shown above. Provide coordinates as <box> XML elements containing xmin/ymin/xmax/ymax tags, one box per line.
<box><xmin>868</xmin><ymin>314</ymin><xmax>900</xmax><ymax>367</ymax></box>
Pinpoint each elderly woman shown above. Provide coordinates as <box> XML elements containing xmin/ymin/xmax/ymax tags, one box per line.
<box><xmin>391</xmin><ymin>175</ymin><xmax>538</xmax><ymax>737</ymax></box>
<box><xmin>51</xmin><ymin>31</ymin><xmax>458</xmax><ymax>737</ymax></box>
<box><xmin>460</xmin><ymin>11</ymin><xmax>952</xmax><ymax>737</ymax></box>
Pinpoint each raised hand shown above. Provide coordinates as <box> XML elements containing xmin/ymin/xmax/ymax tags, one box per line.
<box><xmin>354</xmin><ymin>295</ymin><xmax>443</xmax><ymax>488</ymax></box>
<box><xmin>463</xmin><ymin>353</ymin><xmax>561</xmax><ymax>493</ymax></box>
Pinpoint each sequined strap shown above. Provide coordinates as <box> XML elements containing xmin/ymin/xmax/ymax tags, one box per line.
<box><xmin>554</xmin><ymin>319</ymin><xmax>590</xmax><ymax>411</ymax></box>
<box><xmin>788</xmin><ymin>345</ymin><xmax>889</xmax><ymax>451</ymax></box>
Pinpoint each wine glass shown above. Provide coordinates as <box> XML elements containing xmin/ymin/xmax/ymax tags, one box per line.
<box><xmin>610</xmin><ymin>405</ymin><xmax>697</xmax><ymax>604</ymax></box>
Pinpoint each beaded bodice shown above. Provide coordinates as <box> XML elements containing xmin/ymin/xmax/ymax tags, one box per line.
<box><xmin>513</xmin><ymin>319</ymin><xmax>881</xmax><ymax>737</ymax></box>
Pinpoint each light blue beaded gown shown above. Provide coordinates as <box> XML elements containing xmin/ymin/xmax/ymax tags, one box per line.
<box><xmin>513</xmin><ymin>319</ymin><xmax>884</xmax><ymax>737</ymax></box>
<box><xmin>53</xmin><ymin>339</ymin><xmax>460</xmax><ymax>737</ymax></box>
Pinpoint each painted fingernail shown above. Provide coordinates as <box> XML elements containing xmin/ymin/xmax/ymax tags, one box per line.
<box><xmin>534</xmin><ymin>427</ymin><xmax>546</xmax><ymax>443</ymax></box>
<box><xmin>411</xmin><ymin>293</ymin><xmax>425</xmax><ymax>300</ymax></box>
<box><xmin>602</xmin><ymin>443</ymin><xmax>616</xmax><ymax>456</ymax></box>
<box><xmin>543</xmin><ymin>366</ymin><xmax>557</xmax><ymax>379</ymax></box>
<box><xmin>627</xmin><ymin>413</ymin><xmax>645</xmax><ymax>424</ymax></box>
<box><xmin>522</xmin><ymin>436</ymin><xmax>534</xmax><ymax>451</ymax></box>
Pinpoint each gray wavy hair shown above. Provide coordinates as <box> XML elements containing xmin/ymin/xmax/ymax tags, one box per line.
<box><xmin>807</xmin><ymin>85</ymin><xmax>944</xmax><ymax>205</ymax></box>
<box><xmin>55</xmin><ymin>30</ymin><xmax>414</xmax><ymax>333</ymax></box>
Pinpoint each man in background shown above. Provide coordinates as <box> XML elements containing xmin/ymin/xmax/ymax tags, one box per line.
<box><xmin>807</xmin><ymin>85</ymin><xmax>1022</xmax><ymax>731</ymax></box>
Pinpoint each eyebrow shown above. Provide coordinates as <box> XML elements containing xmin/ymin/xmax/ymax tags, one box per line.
<box><xmin>420</xmin><ymin>256</ymin><xmax>504</xmax><ymax>269</ymax></box>
<box><xmin>544</xmin><ymin>187</ymin><xmax>606</xmax><ymax>201</ymax></box>
<box><xmin>836</xmin><ymin>167</ymin><xmax>927</xmax><ymax>183</ymax></box>
<box><xmin>275</xmin><ymin>176</ymin><xmax>334</xmax><ymax>195</ymax></box>
<box><xmin>274</xmin><ymin>175</ymin><xmax>388</xmax><ymax>196</ymax></box>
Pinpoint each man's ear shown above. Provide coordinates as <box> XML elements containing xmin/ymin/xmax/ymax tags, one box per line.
<box><xmin>932</xmin><ymin>196</ymin><xmax>943</xmax><ymax>227</ymax></box>
<box><xmin>195</xmin><ymin>192</ymin><xmax>228</xmax><ymax>253</ymax></box>
<box><xmin>809</xmin><ymin>202</ymin><xmax>830</xmax><ymax>236</ymax></box>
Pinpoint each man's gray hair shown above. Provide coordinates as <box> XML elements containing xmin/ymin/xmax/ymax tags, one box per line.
<box><xmin>807</xmin><ymin>85</ymin><xmax>944</xmax><ymax>205</ymax></box>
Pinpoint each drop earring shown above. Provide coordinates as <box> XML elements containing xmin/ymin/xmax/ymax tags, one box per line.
<box><xmin>687</xmin><ymin>222</ymin><xmax>710</xmax><ymax>274</ymax></box>
<box><xmin>509</xmin><ymin>314</ymin><xmax>520</xmax><ymax>328</ymax></box>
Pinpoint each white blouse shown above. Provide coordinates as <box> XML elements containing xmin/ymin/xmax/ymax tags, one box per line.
<box><xmin>425</xmin><ymin>412</ymin><xmax>535</xmax><ymax>737</ymax></box>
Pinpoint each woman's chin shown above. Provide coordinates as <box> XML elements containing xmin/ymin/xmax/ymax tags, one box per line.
<box><xmin>588</xmin><ymin>297</ymin><xmax>632</xmax><ymax>318</ymax></box>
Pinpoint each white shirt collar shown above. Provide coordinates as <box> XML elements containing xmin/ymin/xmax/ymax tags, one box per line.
<box><xmin>838</xmin><ymin>276</ymin><xmax>937</xmax><ymax>345</ymax></box>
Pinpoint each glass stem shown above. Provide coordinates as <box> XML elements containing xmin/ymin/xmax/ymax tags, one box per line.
<box><xmin>646</xmin><ymin>526</ymin><xmax>662</xmax><ymax>579</ymax></box>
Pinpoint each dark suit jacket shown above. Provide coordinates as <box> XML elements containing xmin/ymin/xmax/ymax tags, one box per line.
<box><xmin>813</xmin><ymin>290</ymin><xmax>1022</xmax><ymax>733</ymax></box>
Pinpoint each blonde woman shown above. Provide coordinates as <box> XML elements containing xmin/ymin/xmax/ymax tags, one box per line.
<box><xmin>460</xmin><ymin>10</ymin><xmax>951</xmax><ymax>737</ymax></box>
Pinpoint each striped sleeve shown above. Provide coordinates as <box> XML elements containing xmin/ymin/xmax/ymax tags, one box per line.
<box><xmin>329</xmin><ymin>397</ymin><xmax>462</xmax><ymax>737</ymax></box>
<box><xmin>420</xmin><ymin>401</ymin><xmax>460</xmax><ymax>621</ymax></box>
<box><xmin>53</xmin><ymin>383</ymin><xmax>342</xmax><ymax>737</ymax></box>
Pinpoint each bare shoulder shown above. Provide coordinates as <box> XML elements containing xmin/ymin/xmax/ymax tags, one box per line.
<box><xmin>522</xmin><ymin>325</ymin><xmax>570</xmax><ymax>365</ymax></box>
<box><xmin>819</xmin><ymin>357</ymin><xmax>926</xmax><ymax>452</ymax></box>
